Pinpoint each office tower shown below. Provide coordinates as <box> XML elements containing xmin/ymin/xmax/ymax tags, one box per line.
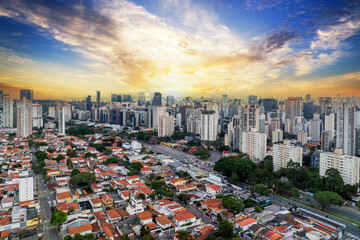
<box><xmin>241</xmin><ymin>128</ymin><xmax>267</xmax><ymax>163</ymax></box>
<box><xmin>309</xmin><ymin>118</ymin><xmax>322</xmax><ymax>141</ymax></box>
<box><xmin>20</xmin><ymin>89</ymin><xmax>33</xmax><ymax>102</ymax></box>
<box><xmin>138</xmin><ymin>92</ymin><xmax>146</xmax><ymax>106</ymax></box>
<box><xmin>286</xmin><ymin>97</ymin><xmax>302</xmax><ymax>121</ymax></box>
<box><xmin>19</xmin><ymin>177</ymin><xmax>34</xmax><ymax>202</ymax></box>
<box><xmin>111</xmin><ymin>94</ymin><xmax>122</xmax><ymax>102</ymax></box>
<box><xmin>272</xmin><ymin>129</ymin><xmax>283</xmax><ymax>144</ymax></box>
<box><xmin>58</xmin><ymin>105</ymin><xmax>66</xmax><ymax>134</ymax></box>
<box><xmin>324</xmin><ymin>113</ymin><xmax>335</xmax><ymax>139</ymax></box>
<box><xmin>200</xmin><ymin>110</ymin><xmax>218</xmax><ymax>141</ymax></box>
<box><xmin>152</xmin><ymin>92</ymin><xmax>162</xmax><ymax>106</ymax></box>
<box><xmin>273</xmin><ymin>141</ymin><xmax>303</xmax><ymax>171</ymax></box>
<box><xmin>149</xmin><ymin>107</ymin><xmax>166</xmax><ymax>129</ymax></box>
<box><xmin>239</xmin><ymin>105</ymin><xmax>260</xmax><ymax>132</ymax></box>
<box><xmin>31</xmin><ymin>103</ymin><xmax>43</xmax><ymax>128</ymax></box>
<box><xmin>86</xmin><ymin>95</ymin><xmax>92</xmax><ymax>111</ymax></box>
<box><xmin>17</xmin><ymin>98</ymin><xmax>33</xmax><ymax>137</ymax></box>
<box><xmin>48</xmin><ymin>106</ymin><xmax>56</xmax><ymax>118</ymax></box>
<box><xmin>158</xmin><ymin>112</ymin><xmax>174</xmax><ymax>137</ymax></box>
<box><xmin>166</xmin><ymin>95</ymin><xmax>175</xmax><ymax>106</ymax></box>
<box><xmin>259</xmin><ymin>114</ymin><xmax>265</xmax><ymax>133</ymax></box>
<box><xmin>175</xmin><ymin>113</ymin><xmax>182</xmax><ymax>128</ymax></box>
<box><xmin>123</xmin><ymin>94</ymin><xmax>132</xmax><ymax>102</ymax></box>
<box><xmin>319</xmin><ymin>152</ymin><xmax>360</xmax><ymax>186</ymax></box>
<box><xmin>305</xmin><ymin>94</ymin><xmax>311</xmax><ymax>102</ymax></box>
<box><xmin>96</xmin><ymin>91</ymin><xmax>101</xmax><ymax>108</ymax></box>
<box><xmin>258</xmin><ymin>98</ymin><xmax>278</xmax><ymax>111</ymax></box>
<box><xmin>248</xmin><ymin>95</ymin><xmax>257</xmax><ymax>105</ymax></box>
<box><xmin>2</xmin><ymin>95</ymin><xmax>13</xmax><ymax>128</ymax></box>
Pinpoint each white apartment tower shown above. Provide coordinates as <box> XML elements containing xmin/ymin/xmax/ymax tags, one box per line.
<box><xmin>319</xmin><ymin>152</ymin><xmax>360</xmax><ymax>186</ymax></box>
<box><xmin>58</xmin><ymin>105</ymin><xmax>66</xmax><ymax>134</ymax></box>
<box><xmin>19</xmin><ymin>177</ymin><xmax>34</xmax><ymax>202</ymax></box>
<box><xmin>273</xmin><ymin>141</ymin><xmax>303</xmax><ymax>171</ymax></box>
<box><xmin>2</xmin><ymin>95</ymin><xmax>13</xmax><ymax>128</ymax></box>
<box><xmin>158</xmin><ymin>112</ymin><xmax>174</xmax><ymax>137</ymax></box>
<box><xmin>200</xmin><ymin>110</ymin><xmax>218</xmax><ymax>141</ymax></box>
<box><xmin>32</xmin><ymin>103</ymin><xmax>43</xmax><ymax>128</ymax></box>
<box><xmin>241</xmin><ymin>128</ymin><xmax>267</xmax><ymax>163</ymax></box>
<box><xmin>17</xmin><ymin>98</ymin><xmax>33</xmax><ymax>137</ymax></box>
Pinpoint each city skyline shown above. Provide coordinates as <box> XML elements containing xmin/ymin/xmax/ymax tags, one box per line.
<box><xmin>0</xmin><ymin>0</ymin><xmax>360</xmax><ymax>99</ymax></box>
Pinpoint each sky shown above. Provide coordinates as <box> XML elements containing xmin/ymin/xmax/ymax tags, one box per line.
<box><xmin>0</xmin><ymin>0</ymin><xmax>359</xmax><ymax>100</ymax></box>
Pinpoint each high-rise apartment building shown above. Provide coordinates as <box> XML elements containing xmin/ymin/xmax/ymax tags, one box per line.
<box><xmin>200</xmin><ymin>110</ymin><xmax>218</xmax><ymax>141</ymax></box>
<box><xmin>273</xmin><ymin>141</ymin><xmax>303</xmax><ymax>171</ymax></box>
<box><xmin>19</xmin><ymin>177</ymin><xmax>34</xmax><ymax>202</ymax></box>
<box><xmin>20</xmin><ymin>89</ymin><xmax>33</xmax><ymax>102</ymax></box>
<box><xmin>319</xmin><ymin>152</ymin><xmax>360</xmax><ymax>186</ymax></box>
<box><xmin>158</xmin><ymin>112</ymin><xmax>174</xmax><ymax>137</ymax></box>
<box><xmin>239</xmin><ymin>105</ymin><xmax>260</xmax><ymax>132</ymax></box>
<box><xmin>2</xmin><ymin>94</ymin><xmax>13</xmax><ymax>128</ymax></box>
<box><xmin>309</xmin><ymin>118</ymin><xmax>322</xmax><ymax>141</ymax></box>
<box><xmin>324</xmin><ymin>113</ymin><xmax>335</xmax><ymax>139</ymax></box>
<box><xmin>31</xmin><ymin>103</ymin><xmax>43</xmax><ymax>128</ymax></box>
<box><xmin>336</xmin><ymin>104</ymin><xmax>357</xmax><ymax>155</ymax></box>
<box><xmin>58</xmin><ymin>105</ymin><xmax>66</xmax><ymax>134</ymax></box>
<box><xmin>17</xmin><ymin>98</ymin><xmax>33</xmax><ymax>137</ymax></box>
<box><xmin>286</xmin><ymin>97</ymin><xmax>302</xmax><ymax>122</ymax></box>
<box><xmin>241</xmin><ymin>128</ymin><xmax>267</xmax><ymax>163</ymax></box>
<box><xmin>149</xmin><ymin>107</ymin><xmax>166</xmax><ymax>130</ymax></box>
<box><xmin>272</xmin><ymin>129</ymin><xmax>283</xmax><ymax>144</ymax></box>
<box><xmin>48</xmin><ymin>106</ymin><xmax>56</xmax><ymax>118</ymax></box>
<box><xmin>166</xmin><ymin>95</ymin><xmax>175</xmax><ymax>106</ymax></box>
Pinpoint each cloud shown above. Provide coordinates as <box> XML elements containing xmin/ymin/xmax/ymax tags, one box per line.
<box><xmin>0</xmin><ymin>0</ymin><xmax>358</xmax><ymax>98</ymax></box>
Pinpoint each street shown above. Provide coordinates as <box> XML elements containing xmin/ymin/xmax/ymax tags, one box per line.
<box><xmin>36</xmin><ymin>174</ymin><xmax>61</xmax><ymax>240</ymax></box>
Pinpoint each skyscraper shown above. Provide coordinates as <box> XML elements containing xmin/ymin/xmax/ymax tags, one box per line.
<box><xmin>31</xmin><ymin>103</ymin><xmax>43</xmax><ymax>128</ymax></box>
<box><xmin>96</xmin><ymin>91</ymin><xmax>101</xmax><ymax>108</ymax></box>
<box><xmin>305</xmin><ymin>94</ymin><xmax>311</xmax><ymax>102</ymax></box>
<box><xmin>152</xmin><ymin>92</ymin><xmax>162</xmax><ymax>106</ymax></box>
<box><xmin>239</xmin><ymin>105</ymin><xmax>260</xmax><ymax>132</ymax></box>
<box><xmin>138</xmin><ymin>92</ymin><xmax>146</xmax><ymax>106</ymax></box>
<box><xmin>158</xmin><ymin>112</ymin><xmax>174</xmax><ymax>137</ymax></box>
<box><xmin>58</xmin><ymin>105</ymin><xmax>66</xmax><ymax>134</ymax></box>
<box><xmin>20</xmin><ymin>89</ymin><xmax>33</xmax><ymax>102</ymax></box>
<box><xmin>336</xmin><ymin>103</ymin><xmax>358</xmax><ymax>155</ymax></box>
<box><xmin>166</xmin><ymin>95</ymin><xmax>175</xmax><ymax>106</ymax></box>
<box><xmin>1</xmin><ymin>94</ymin><xmax>13</xmax><ymax>128</ymax></box>
<box><xmin>286</xmin><ymin>97</ymin><xmax>302</xmax><ymax>121</ymax></box>
<box><xmin>17</xmin><ymin>98</ymin><xmax>33</xmax><ymax>137</ymax></box>
<box><xmin>241</xmin><ymin>128</ymin><xmax>267</xmax><ymax>163</ymax></box>
<box><xmin>273</xmin><ymin>141</ymin><xmax>302</xmax><ymax>171</ymax></box>
<box><xmin>86</xmin><ymin>95</ymin><xmax>92</xmax><ymax>111</ymax></box>
<box><xmin>200</xmin><ymin>110</ymin><xmax>218</xmax><ymax>141</ymax></box>
<box><xmin>248</xmin><ymin>95</ymin><xmax>257</xmax><ymax>105</ymax></box>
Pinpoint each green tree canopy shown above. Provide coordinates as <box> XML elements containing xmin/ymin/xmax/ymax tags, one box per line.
<box><xmin>50</xmin><ymin>211</ymin><xmax>68</xmax><ymax>226</ymax></box>
<box><xmin>219</xmin><ymin>194</ymin><xmax>244</xmax><ymax>214</ymax></box>
<box><xmin>313</xmin><ymin>191</ymin><xmax>344</xmax><ymax>210</ymax></box>
<box><xmin>254</xmin><ymin>184</ymin><xmax>267</xmax><ymax>195</ymax></box>
<box><xmin>218</xmin><ymin>220</ymin><xmax>233</xmax><ymax>239</ymax></box>
<box><xmin>70</xmin><ymin>172</ymin><xmax>95</xmax><ymax>186</ymax></box>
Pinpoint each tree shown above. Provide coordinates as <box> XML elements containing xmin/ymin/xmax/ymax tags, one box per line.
<box><xmin>219</xmin><ymin>195</ymin><xmax>244</xmax><ymax>214</ymax></box>
<box><xmin>324</xmin><ymin>168</ymin><xmax>344</xmax><ymax>193</ymax></box>
<box><xmin>254</xmin><ymin>184</ymin><xmax>267</xmax><ymax>195</ymax></box>
<box><xmin>219</xmin><ymin>220</ymin><xmax>233</xmax><ymax>239</ymax></box>
<box><xmin>244</xmin><ymin>198</ymin><xmax>254</xmax><ymax>208</ymax></box>
<box><xmin>177</xmin><ymin>193</ymin><xmax>190</xmax><ymax>204</ymax></box>
<box><xmin>142</xmin><ymin>235</ymin><xmax>155</xmax><ymax>240</ymax></box>
<box><xmin>140</xmin><ymin>225</ymin><xmax>151</xmax><ymax>237</ymax></box>
<box><xmin>138</xmin><ymin>193</ymin><xmax>146</xmax><ymax>199</ymax></box>
<box><xmin>50</xmin><ymin>211</ymin><xmax>68</xmax><ymax>226</ymax></box>
<box><xmin>313</xmin><ymin>191</ymin><xmax>344</xmax><ymax>210</ymax></box>
<box><xmin>121</xmin><ymin>234</ymin><xmax>130</xmax><ymax>240</ymax></box>
<box><xmin>85</xmin><ymin>152</ymin><xmax>93</xmax><ymax>158</ymax></box>
<box><xmin>291</xmin><ymin>188</ymin><xmax>300</xmax><ymax>197</ymax></box>
<box><xmin>70</xmin><ymin>169</ymin><xmax>80</xmax><ymax>177</ymax></box>
<box><xmin>70</xmin><ymin>172</ymin><xmax>96</xmax><ymax>186</ymax></box>
<box><xmin>255</xmin><ymin>205</ymin><xmax>262</xmax><ymax>212</ymax></box>
<box><xmin>230</xmin><ymin>173</ymin><xmax>239</xmax><ymax>182</ymax></box>
<box><xmin>177</xmin><ymin>230</ymin><xmax>191</xmax><ymax>240</ymax></box>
